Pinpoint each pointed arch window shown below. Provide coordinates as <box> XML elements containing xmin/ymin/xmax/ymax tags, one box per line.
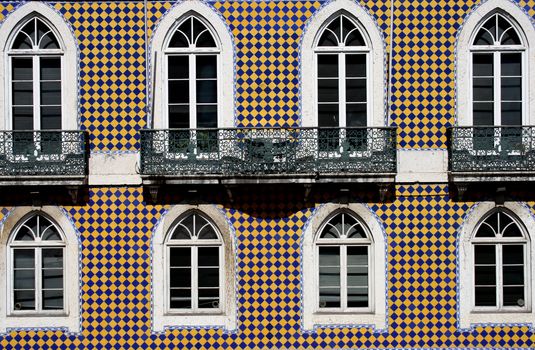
<box><xmin>8</xmin><ymin>213</ymin><xmax>65</xmax><ymax>313</ymax></box>
<box><xmin>9</xmin><ymin>17</ymin><xmax>63</xmax><ymax>131</ymax></box>
<box><xmin>472</xmin><ymin>210</ymin><xmax>529</xmax><ymax>310</ymax></box>
<box><xmin>165</xmin><ymin>211</ymin><xmax>223</xmax><ymax>312</ymax></box>
<box><xmin>471</xmin><ymin>13</ymin><xmax>525</xmax><ymax>126</ymax></box>
<box><xmin>316</xmin><ymin>211</ymin><xmax>372</xmax><ymax>311</ymax></box>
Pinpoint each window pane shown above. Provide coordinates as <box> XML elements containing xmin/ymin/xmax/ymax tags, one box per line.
<box><xmin>502</xmin><ymin>223</ymin><xmax>522</xmax><ymax>237</ymax></box>
<box><xmin>473</xmin><ymin>78</ymin><xmax>493</xmax><ymax>101</ymax></box>
<box><xmin>13</xmin><ymin>107</ymin><xmax>33</xmax><ymax>130</ymax></box>
<box><xmin>13</xmin><ymin>82</ymin><xmax>33</xmax><ymax>105</ymax></box>
<box><xmin>503</xmin><ymin>287</ymin><xmax>525</xmax><ymax>307</ymax></box>
<box><xmin>40</xmin><ymin>58</ymin><xmax>61</xmax><ymax>80</ymax></box>
<box><xmin>319</xmin><ymin>287</ymin><xmax>340</xmax><ymax>308</ymax></box>
<box><xmin>42</xmin><ymin>227</ymin><xmax>62</xmax><ymax>241</ymax></box>
<box><xmin>319</xmin><ymin>267</ymin><xmax>340</xmax><ymax>286</ymax></box>
<box><xmin>197</xmin><ymin>56</ymin><xmax>217</xmax><ymax>79</ymax></box>
<box><xmin>346</xmin><ymin>55</ymin><xmax>366</xmax><ymax>77</ymax></box>
<box><xmin>169</xmin><ymin>105</ymin><xmax>189</xmax><ymax>129</ymax></box>
<box><xmin>503</xmin><ymin>266</ymin><xmax>524</xmax><ymax>285</ymax></box>
<box><xmin>318</xmin><ymin>79</ymin><xmax>338</xmax><ymax>102</ymax></box>
<box><xmin>196</xmin><ymin>31</ymin><xmax>216</xmax><ymax>48</ymax></box>
<box><xmin>318</xmin><ymin>55</ymin><xmax>338</xmax><ymax>78</ymax></box>
<box><xmin>346</xmin><ymin>79</ymin><xmax>366</xmax><ymax>102</ymax></box>
<box><xmin>14</xmin><ymin>249</ymin><xmax>34</xmax><ymax>268</ymax></box>
<box><xmin>42</xmin><ymin>268</ymin><xmax>63</xmax><ymax>289</ymax></box>
<box><xmin>501</xmin><ymin>77</ymin><xmax>521</xmax><ymax>101</ymax></box>
<box><xmin>42</xmin><ymin>248</ymin><xmax>63</xmax><ymax>268</ymax></box>
<box><xmin>168</xmin><ymin>56</ymin><xmax>188</xmax><ymax>79</ymax></box>
<box><xmin>170</xmin><ymin>267</ymin><xmax>191</xmax><ymax>287</ymax></box>
<box><xmin>319</xmin><ymin>246</ymin><xmax>340</xmax><ymax>266</ymax></box>
<box><xmin>168</xmin><ymin>81</ymin><xmax>189</xmax><ymax>104</ymax></box>
<box><xmin>501</xmin><ymin>102</ymin><xmax>522</xmax><ymax>125</ymax></box>
<box><xmin>347</xmin><ymin>287</ymin><xmax>368</xmax><ymax>308</ymax></box>
<box><xmin>169</xmin><ymin>247</ymin><xmax>191</xmax><ymax>267</ymax></box>
<box><xmin>347</xmin><ymin>266</ymin><xmax>368</xmax><ymax>287</ymax></box>
<box><xmin>42</xmin><ymin>290</ymin><xmax>63</xmax><ymax>310</ymax></box>
<box><xmin>196</xmin><ymin>80</ymin><xmax>217</xmax><ymax>103</ymax></box>
<box><xmin>198</xmin><ymin>268</ymin><xmax>219</xmax><ymax>287</ymax></box>
<box><xmin>14</xmin><ymin>269</ymin><xmax>35</xmax><ymax>289</ymax></box>
<box><xmin>503</xmin><ymin>245</ymin><xmax>524</xmax><ymax>264</ymax></box>
<box><xmin>197</xmin><ymin>105</ymin><xmax>217</xmax><ymax>128</ymax></box>
<box><xmin>345</xmin><ymin>30</ymin><xmax>365</xmax><ymax>47</ymax></box>
<box><xmin>473</xmin><ymin>102</ymin><xmax>493</xmax><ymax>125</ymax></box>
<box><xmin>198</xmin><ymin>226</ymin><xmax>218</xmax><ymax>240</ymax></box>
<box><xmin>41</xmin><ymin>82</ymin><xmax>61</xmax><ymax>105</ymax></box>
<box><xmin>41</xmin><ymin>106</ymin><xmax>61</xmax><ymax>130</ymax></box>
<box><xmin>347</xmin><ymin>246</ymin><xmax>368</xmax><ymax>265</ymax></box>
<box><xmin>14</xmin><ymin>291</ymin><xmax>35</xmax><ymax>310</ymax></box>
<box><xmin>318</xmin><ymin>104</ymin><xmax>339</xmax><ymax>127</ymax></box>
<box><xmin>12</xmin><ymin>58</ymin><xmax>32</xmax><ymax>80</ymax></box>
<box><xmin>501</xmin><ymin>53</ymin><xmax>521</xmax><ymax>76</ymax></box>
<box><xmin>198</xmin><ymin>247</ymin><xmax>219</xmax><ymax>267</ymax></box>
<box><xmin>198</xmin><ymin>288</ymin><xmax>219</xmax><ymax>308</ymax></box>
<box><xmin>473</xmin><ymin>54</ymin><xmax>493</xmax><ymax>76</ymax></box>
<box><xmin>474</xmin><ymin>245</ymin><xmax>496</xmax><ymax>264</ymax></box>
<box><xmin>170</xmin><ymin>289</ymin><xmax>191</xmax><ymax>309</ymax></box>
<box><xmin>475</xmin><ymin>286</ymin><xmax>496</xmax><ymax>307</ymax></box>
<box><xmin>474</xmin><ymin>266</ymin><xmax>496</xmax><ymax>285</ymax></box>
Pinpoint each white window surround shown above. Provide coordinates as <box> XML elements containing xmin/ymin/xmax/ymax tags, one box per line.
<box><xmin>0</xmin><ymin>2</ymin><xmax>78</xmax><ymax>131</ymax></box>
<box><xmin>149</xmin><ymin>2</ymin><xmax>234</xmax><ymax>129</ymax></box>
<box><xmin>302</xmin><ymin>203</ymin><xmax>386</xmax><ymax>331</ymax></box>
<box><xmin>458</xmin><ymin>202</ymin><xmax>535</xmax><ymax>329</ymax></box>
<box><xmin>0</xmin><ymin>206</ymin><xmax>80</xmax><ymax>333</ymax></box>
<box><xmin>300</xmin><ymin>0</ymin><xmax>386</xmax><ymax>127</ymax></box>
<box><xmin>152</xmin><ymin>204</ymin><xmax>237</xmax><ymax>332</ymax></box>
<box><xmin>456</xmin><ymin>0</ymin><xmax>535</xmax><ymax>126</ymax></box>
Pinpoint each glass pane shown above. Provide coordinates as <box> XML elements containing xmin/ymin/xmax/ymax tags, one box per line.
<box><xmin>347</xmin><ymin>246</ymin><xmax>368</xmax><ymax>265</ymax></box>
<box><xmin>14</xmin><ymin>249</ymin><xmax>34</xmax><ymax>268</ymax></box>
<box><xmin>501</xmin><ymin>102</ymin><xmax>522</xmax><ymax>125</ymax></box>
<box><xmin>168</xmin><ymin>56</ymin><xmax>188</xmax><ymax>79</ymax></box>
<box><xmin>327</xmin><ymin>17</ymin><xmax>341</xmax><ymax>43</ymax></box>
<box><xmin>499</xmin><ymin>17</ymin><xmax>521</xmax><ymax>45</ymax></box>
<box><xmin>41</xmin><ymin>106</ymin><xmax>61</xmax><ymax>130</ymax></box>
<box><xmin>14</xmin><ymin>269</ymin><xmax>35</xmax><ymax>289</ymax></box>
<box><xmin>170</xmin><ymin>289</ymin><xmax>191</xmax><ymax>309</ymax></box>
<box><xmin>318</xmin><ymin>79</ymin><xmax>338</xmax><ymax>102</ymax></box>
<box><xmin>501</xmin><ymin>77</ymin><xmax>521</xmax><ymax>101</ymax></box>
<box><xmin>341</xmin><ymin>17</ymin><xmax>356</xmax><ymax>42</ymax></box>
<box><xmin>503</xmin><ymin>223</ymin><xmax>522</xmax><ymax>237</ymax></box>
<box><xmin>347</xmin><ymin>266</ymin><xmax>368</xmax><ymax>287</ymax></box>
<box><xmin>475</xmin><ymin>266</ymin><xmax>496</xmax><ymax>285</ymax></box>
<box><xmin>169</xmin><ymin>247</ymin><xmax>191</xmax><ymax>267</ymax></box>
<box><xmin>41</xmin><ymin>82</ymin><xmax>61</xmax><ymax>105</ymax></box>
<box><xmin>12</xmin><ymin>32</ymin><xmax>33</xmax><ymax>50</ymax></box>
<box><xmin>42</xmin><ymin>290</ymin><xmax>63</xmax><ymax>310</ymax></box>
<box><xmin>319</xmin><ymin>267</ymin><xmax>340</xmax><ymax>286</ymax></box>
<box><xmin>12</xmin><ymin>58</ymin><xmax>32</xmax><ymax>80</ymax></box>
<box><xmin>346</xmin><ymin>224</ymin><xmax>367</xmax><ymax>239</ymax></box>
<box><xmin>318</xmin><ymin>30</ymin><xmax>338</xmax><ymax>46</ymax></box>
<box><xmin>197</xmin><ymin>104</ymin><xmax>218</xmax><ymax>128</ymax></box>
<box><xmin>39</xmin><ymin>33</ymin><xmax>59</xmax><ymax>50</ymax></box>
<box><xmin>503</xmin><ymin>287</ymin><xmax>525</xmax><ymax>306</ymax></box>
<box><xmin>345</xmin><ymin>29</ymin><xmax>365</xmax><ymax>46</ymax></box>
<box><xmin>168</xmin><ymin>81</ymin><xmax>189</xmax><ymax>104</ymax></box>
<box><xmin>14</xmin><ymin>291</ymin><xmax>35</xmax><ymax>310</ymax></box>
<box><xmin>198</xmin><ymin>268</ymin><xmax>219</xmax><ymax>287</ymax></box>
<box><xmin>473</xmin><ymin>78</ymin><xmax>493</xmax><ymax>101</ymax></box>
<box><xmin>42</xmin><ymin>248</ymin><xmax>63</xmax><ymax>268</ymax></box>
<box><xmin>196</xmin><ymin>31</ymin><xmax>216</xmax><ymax>48</ymax></box>
<box><xmin>474</xmin><ymin>245</ymin><xmax>496</xmax><ymax>264</ymax></box>
<box><xmin>197</xmin><ymin>56</ymin><xmax>217</xmax><ymax>78</ymax></box>
<box><xmin>42</xmin><ymin>227</ymin><xmax>62</xmax><ymax>241</ymax></box>
<box><xmin>475</xmin><ymin>286</ymin><xmax>496</xmax><ymax>306</ymax></box>
<box><xmin>347</xmin><ymin>287</ymin><xmax>368</xmax><ymax>307</ymax></box>
<box><xmin>501</xmin><ymin>53</ymin><xmax>521</xmax><ymax>76</ymax></box>
<box><xmin>503</xmin><ymin>266</ymin><xmax>524</xmax><ymax>285</ymax></box>
<box><xmin>170</xmin><ymin>267</ymin><xmax>191</xmax><ymax>287</ymax></box>
<box><xmin>318</xmin><ymin>55</ymin><xmax>338</xmax><ymax>78</ymax></box>
<box><xmin>169</xmin><ymin>105</ymin><xmax>189</xmax><ymax>129</ymax></box>
<box><xmin>13</xmin><ymin>107</ymin><xmax>33</xmax><ymax>130</ymax></box>
<box><xmin>198</xmin><ymin>226</ymin><xmax>218</xmax><ymax>240</ymax></box>
<box><xmin>13</xmin><ymin>82</ymin><xmax>33</xmax><ymax>105</ymax></box>
<box><xmin>198</xmin><ymin>293</ymin><xmax>219</xmax><ymax>308</ymax></box>
<box><xmin>503</xmin><ymin>245</ymin><xmax>524</xmax><ymax>264</ymax></box>
<box><xmin>474</xmin><ymin>29</ymin><xmax>494</xmax><ymax>45</ymax></box>
<box><xmin>346</xmin><ymin>55</ymin><xmax>366</xmax><ymax>77</ymax></box>
<box><xmin>346</xmin><ymin>79</ymin><xmax>366</xmax><ymax>102</ymax></box>
<box><xmin>473</xmin><ymin>54</ymin><xmax>493</xmax><ymax>76</ymax></box>
<box><xmin>42</xmin><ymin>268</ymin><xmax>63</xmax><ymax>289</ymax></box>
<box><xmin>198</xmin><ymin>247</ymin><xmax>219</xmax><ymax>267</ymax></box>
<box><xmin>169</xmin><ymin>29</ymin><xmax>189</xmax><ymax>48</ymax></box>
<box><xmin>320</xmin><ymin>224</ymin><xmax>340</xmax><ymax>239</ymax></box>
<box><xmin>318</xmin><ymin>104</ymin><xmax>339</xmax><ymax>127</ymax></box>
<box><xmin>319</xmin><ymin>246</ymin><xmax>340</xmax><ymax>267</ymax></box>
<box><xmin>319</xmin><ymin>287</ymin><xmax>340</xmax><ymax>308</ymax></box>
<box><xmin>473</xmin><ymin>102</ymin><xmax>493</xmax><ymax>125</ymax></box>
<box><xmin>196</xmin><ymin>80</ymin><xmax>217</xmax><ymax>103</ymax></box>
<box><xmin>15</xmin><ymin>228</ymin><xmax>34</xmax><ymax>241</ymax></box>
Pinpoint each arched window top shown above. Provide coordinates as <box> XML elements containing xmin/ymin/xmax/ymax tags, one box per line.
<box><xmin>474</xmin><ymin>209</ymin><xmax>527</xmax><ymax>239</ymax></box>
<box><xmin>167</xmin><ymin>15</ymin><xmax>218</xmax><ymax>50</ymax></box>
<box><xmin>11</xmin><ymin>17</ymin><xmax>60</xmax><ymax>51</ymax></box>
<box><xmin>167</xmin><ymin>211</ymin><xmax>221</xmax><ymax>241</ymax></box>
<box><xmin>316</xmin><ymin>14</ymin><xmax>366</xmax><ymax>48</ymax></box>
<box><xmin>317</xmin><ymin>212</ymin><xmax>371</xmax><ymax>240</ymax></box>
<box><xmin>10</xmin><ymin>213</ymin><xmax>63</xmax><ymax>243</ymax></box>
<box><xmin>473</xmin><ymin>13</ymin><xmax>523</xmax><ymax>47</ymax></box>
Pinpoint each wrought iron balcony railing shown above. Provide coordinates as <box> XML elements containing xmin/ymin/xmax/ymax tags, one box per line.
<box><xmin>140</xmin><ymin>127</ymin><xmax>397</xmax><ymax>177</ymax></box>
<box><xmin>449</xmin><ymin>126</ymin><xmax>535</xmax><ymax>173</ymax></box>
<box><xmin>0</xmin><ymin>130</ymin><xmax>88</xmax><ymax>177</ymax></box>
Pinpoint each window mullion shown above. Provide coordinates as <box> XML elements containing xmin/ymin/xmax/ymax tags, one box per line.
<box><xmin>341</xmin><ymin>245</ymin><xmax>347</xmax><ymax>310</ymax></box>
<box><xmin>36</xmin><ymin>247</ymin><xmax>42</xmax><ymax>312</ymax></box>
<box><xmin>494</xmin><ymin>51</ymin><xmax>501</xmax><ymax>126</ymax></box>
<box><xmin>497</xmin><ymin>244</ymin><xmax>503</xmax><ymax>309</ymax></box>
<box><xmin>339</xmin><ymin>53</ymin><xmax>346</xmax><ymax>127</ymax></box>
<box><xmin>190</xmin><ymin>53</ymin><xmax>196</xmax><ymax>129</ymax></box>
<box><xmin>34</xmin><ymin>55</ymin><xmax>40</xmax><ymax>130</ymax></box>
<box><xmin>192</xmin><ymin>246</ymin><xmax>198</xmax><ymax>311</ymax></box>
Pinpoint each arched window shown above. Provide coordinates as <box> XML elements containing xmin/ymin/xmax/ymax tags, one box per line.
<box><xmin>8</xmin><ymin>213</ymin><xmax>65</xmax><ymax>312</ymax></box>
<box><xmin>165</xmin><ymin>211</ymin><xmax>222</xmax><ymax>311</ymax></box>
<box><xmin>472</xmin><ymin>209</ymin><xmax>529</xmax><ymax>310</ymax></box>
<box><xmin>471</xmin><ymin>13</ymin><xmax>524</xmax><ymax>126</ymax></box>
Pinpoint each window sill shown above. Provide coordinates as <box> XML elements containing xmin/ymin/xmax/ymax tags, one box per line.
<box><xmin>460</xmin><ymin>311</ymin><xmax>535</xmax><ymax>329</ymax></box>
<box><xmin>303</xmin><ymin>311</ymin><xmax>386</xmax><ymax>331</ymax></box>
<box><xmin>0</xmin><ymin>313</ymin><xmax>79</xmax><ymax>333</ymax></box>
<box><xmin>153</xmin><ymin>313</ymin><xmax>235</xmax><ymax>332</ymax></box>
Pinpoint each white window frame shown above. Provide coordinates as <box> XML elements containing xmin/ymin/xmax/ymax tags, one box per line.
<box><xmin>458</xmin><ymin>202</ymin><xmax>535</xmax><ymax>329</ymax></box>
<box><xmin>150</xmin><ymin>2</ymin><xmax>234</xmax><ymax>129</ymax></box>
<box><xmin>152</xmin><ymin>204</ymin><xmax>236</xmax><ymax>332</ymax></box>
<box><xmin>0</xmin><ymin>206</ymin><xmax>80</xmax><ymax>333</ymax></box>
<box><xmin>0</xmin><ymin>2</ymin><xmax>78</xmax><ymax>131</ymax></box>
<box><xmin>302</xmin><ymin>203</ymin><xmax>386</xmax><ymax>331</ymax></box>
<box><xmin>456</xmin><ymin>0</ymin><xmax>535</xmax><ymax>126</ymax></box>
<box><xmin>300</xmin><ymin>0</ymin><xmax>386</xmax><ymax>128</ymax></box>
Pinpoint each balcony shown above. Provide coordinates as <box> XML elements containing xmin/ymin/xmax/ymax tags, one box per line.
<box><xmin>0</xmin><ymin>130</ymin><xmax>88</xmax><ymax>186</ymax></box>
<box><xmin>140</xmin><ymin>127</ymin><xmax>397</xmax><ymax>188</ymax></box>
<box><xmin>449</xmin><ymin>126</ymin><xmax>535</xmax><ymax>184</ymax></box>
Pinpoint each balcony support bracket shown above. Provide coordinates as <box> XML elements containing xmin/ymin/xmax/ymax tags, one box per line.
<box><xmin>149</xmin><ymin>185</ymin><xmax>159</xmax><ymax>204</ymax></box>
<box><xmin>378</xmin><ymin>184</ymin><xmax>389</xmax><ymax>202</ymax></box>
<box><xmin>67</xmin><ymin>186</ymin><xmax>80</xmax><ymax>204</ymax></box>
<box><xmin>456</xmin><ymin>184</ymin><xmax>469</xmax><ymax>201</ymax></box>
<box><xmin>304</xmin><ymin>185</ymin><xmax>312</xmax><ymax>203</ymax></box>
<box><xmin>224</xmin><ymin>185</ymin><xmax>234</xmax><ymax>204</ymax></box>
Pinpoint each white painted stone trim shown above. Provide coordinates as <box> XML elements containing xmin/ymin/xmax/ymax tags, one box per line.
<box><xmin>456</xmin><ymin>0</ymin><xmax>535</xmax><ymax>126</ymax></box>
<box><xmin>151</xmin><ymin>204</ymin><xmax>237</xmax><ymax>332</ymax></box>
<box><xmin>396</xmin><ymin>149</ymin><xmax>448</xmax><ymax>183</ymax></box>
<box><xmin>88</xmin><ymin>153</ymin><xmax>141</xmax><ymax>186</ymax></box>
<box><xmin>458</xmin><ymin>202</ymin><xmax>535</xmax><ymax>329</ymax></box>
<box><xmin>302</xmin><ymin>203</ymin><xmax>386</xmax><ymax>331</ymax></box>
<box><xmin>149</xmin><ymin>1</ymin><xmax>234</xmax><ymax>129</ymax></box>
<box><xmin>0</xmin><ymin>2</ymin><xmax>78</xmax><ymax>130</ymax></box>
<box><xmin>300</xmin><ymin>0</ymin><xmax>386</xmax><ymax>127</ymax></box>
<box><xmin>0</xmin><ymin>206</ymin><xmax>80</xmax><ymax>333</ymax></box>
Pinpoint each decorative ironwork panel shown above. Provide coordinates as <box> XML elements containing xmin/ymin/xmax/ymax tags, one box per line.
<box><xmin>0</xmin><ymin>131</ymin><xmax>88</xmax><ymax>176</ymax></box>
<box><xmin>140</xmin><ymin>127</ymin><xmax>397</xmax><ymax>176</ymax></box>
<box><xmin>449</xmin><ymin>126</ymin><xmax>535</xmax><ymax>172</ymax></box>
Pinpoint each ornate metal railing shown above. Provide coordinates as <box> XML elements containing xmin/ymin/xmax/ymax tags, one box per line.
<box><xmin>140</xmin><ymin>127</ymin><xmax>397</xmax><ymax>176</ymax></box>
<box><xmin>449</xmin><ymin>126</ymin><xmax>535</xmax><ymax>172</ymax></box>
<box><xmin>0</xmin><ymin>130</ymin><xmax>88</xmax><ymax>176</ymax></box>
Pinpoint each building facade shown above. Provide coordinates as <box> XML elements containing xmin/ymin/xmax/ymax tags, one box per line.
<box><xmin>0</xmin><ymin>0</ymin><xmax>533</xmax><ymax>348</ymax></box>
